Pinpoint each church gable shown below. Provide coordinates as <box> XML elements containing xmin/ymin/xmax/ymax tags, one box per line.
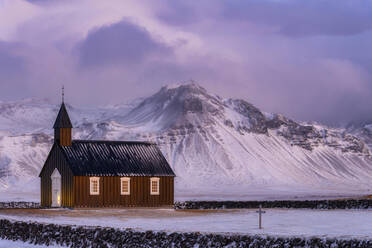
<box><xmin>39</xmin><ymin>143</ymin><xmax>74</xmax><ymax>207</ymax></box>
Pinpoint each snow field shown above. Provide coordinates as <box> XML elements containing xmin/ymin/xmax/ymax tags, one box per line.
<box><xmin>0</xmin><ymin>208</ymin><xmax>372</xmax><ymax>239</ymax></box>
<box><xmin>0</xmin><ymin>239</ymin><xmax>63</xmax><ymax>248</ymax></box>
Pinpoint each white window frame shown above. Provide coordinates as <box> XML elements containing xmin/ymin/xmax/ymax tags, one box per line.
<box><xmin>89</xmin><ymin>177</ymin><xmax>100</xmax><ymax>195</ymax></box>
<box><xmin>150</xmin><ymin>177</ymin><xmax>160</xmax><ymax>195</ymax></box>
<box><xmin>120</xmin><ymin>177</ymin><xmax>131</xmax><ymax>195</ymax></box>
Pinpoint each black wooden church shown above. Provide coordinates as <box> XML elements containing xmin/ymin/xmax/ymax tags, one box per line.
<box><xmin>39</xmin><ymin>99</ymin><xmax>175</xmax><ymax>208</ymax></box>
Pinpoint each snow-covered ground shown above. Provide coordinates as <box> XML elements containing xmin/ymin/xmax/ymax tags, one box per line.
<box><xmin>1</xmin><ymin>208</ymin><xmax>372</xmax><ymax>239</ymax></box>
<box><xmin>0</xmin><ymin>239</ymin><xmax>62</xmax><ymax>248</ymax></box>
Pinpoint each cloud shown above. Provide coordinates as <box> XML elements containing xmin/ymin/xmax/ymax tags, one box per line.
<box><xmin>77</xmin><ymin>20</ymin><xmax>172</xmax><ymax>67</ymax></box>
<box><xmin>0</xmin><ymin>0</ymin><xmax>372</xmax><ymax>125</ymax></box>
<box><xmin>155</xmin><ymin>1</ymin><xmax>201</xmax><ymax>26</ymax></box>
<box><xmin>240</xmin><ymin>57</ymin><xmax>371</xmax><ymax>125</ymax></box>
<box><xmin>221</xmin><ymin>0</ymin><xmax>372</xmax><ymax>37</ymax></box>
<box><xmin>0</xmin><ymin>42</ymin><xmax>25</xmax><ymax>76</ymax></box>
<box><xmin>156</xmin><ymin>1</ymin><xmax>372</xmax><ymax>37</ymax></box>
<box><xmin>0</xmin><ymin>0</ymin><xmax>41</xmax><ymax>41</ymax></box>
<box><xmin>0</xmin><ymin>41</ymin><xmax>29</xmax><ymax>100</ymax></box>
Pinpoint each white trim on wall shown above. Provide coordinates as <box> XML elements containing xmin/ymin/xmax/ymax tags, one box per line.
<box><xmin>89</xmin><ymin>177</ymin><xmax>100</xmax><ymax>195</ymax></box>
<box><xmin>120</xmin><ymin>177</ymin><xmax>131</xmax><ymax>195</ymax></box>
<box><xmin>150</xmin><ymin>177</ymin><xmax>160</xmax><ymax>195</ymax></box>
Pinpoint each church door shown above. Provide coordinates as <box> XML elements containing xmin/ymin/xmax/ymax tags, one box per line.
<box><xmin>51</xmin><ymin>168</ymin><xmax>62</xmax><ymax>207</ymax></box>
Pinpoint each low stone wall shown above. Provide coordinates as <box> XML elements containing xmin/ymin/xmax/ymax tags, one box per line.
<box><xmin>174</xmin><ymin>199</ymin><xmax>372</xmax><ymax>209</ymax></box>
<box><xmin>0</xmin><ymin>219</ymin><xmax>371</xmax><ymax>248</ymax></box>
<box><xmin>1</xmin><ymin>199</ymin><xmax>372</xmax><ymax>210</ymax></box>
<box><xmin>0</xmin><ymin>202</ymin><xmax>40</xmax><ymax>209</ymax></box>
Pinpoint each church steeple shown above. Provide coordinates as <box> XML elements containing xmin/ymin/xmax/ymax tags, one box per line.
<box><xmin>54</xmin><ymin>87</ymin><xmax>72</xmax><ymax>146</ymax></box>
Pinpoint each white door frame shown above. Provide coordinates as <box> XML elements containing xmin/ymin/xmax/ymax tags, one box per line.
<box><xmin>51</xmin><ymin>168</ymin><xmax>62</xmax><ymax>207</ymax></box>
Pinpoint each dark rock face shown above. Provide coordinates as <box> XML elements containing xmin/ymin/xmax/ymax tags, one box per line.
<box><xmin>265</xmin><ymin>114</ymin><xmax>294</xmax><ymax>129</ymax></box>
<box><xmin>174</xmin><ymin>199</ymin><xmax>372</xmax><ymax>210</ymax></box>
<box><xmin>227</xmin><ymin>99</ymin><xmax>268</xmax><ymax>134</ymax></box>
<box><xmin>0</xmin><ymin>219</ymin><xmax>371</xmax><ymax>248</ymax></box>
<box><xmin>222</xmin><ymin>98</ymin><xmax>369</xmax><ymax>153</ymax></box>
<box><xmin>342</xmin><ymin>133</ymin><xmax>368</xmax><ymax>153</ymax></box>
<box><xmin>265</xmin><ymin>114</ymin><xmax>370</xmax><ymax>153</ymax></box>
<box><xmin>266</xmin><ymin>114</ymin><xmax>323</xmax><ymax>150</ymax></box>
<box><xmin>224</xmin><ymin>119</ymin><xmax>234</xmax><ymax>128</ymax></box>
<box><xmin>346</xmin><ymin>123</ymin><xmax>372</xmax><ymax>150</ymax></box>
<box><xmin>183</xmin><ymin>97</ymin><xmax>203</xmax><ymax>113</ymax></box>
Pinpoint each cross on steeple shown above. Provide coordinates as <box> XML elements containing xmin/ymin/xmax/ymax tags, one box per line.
<box><xmin>62</xmin><ymin>85</ymin><xmax>65</xmax><ymax>103</ymax></box>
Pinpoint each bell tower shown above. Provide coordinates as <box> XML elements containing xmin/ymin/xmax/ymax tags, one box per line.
<box><xmin>53</xmin><ymin>86</ymin><xmax>72</xmax><ymax>146</ymax></box>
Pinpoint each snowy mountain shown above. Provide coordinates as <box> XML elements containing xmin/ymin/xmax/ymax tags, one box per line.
<box><xmin>345</xmin><ymin>121</ymin><xmax>372</xmax><ymax>151</ymax></box>
<box><xmin>1</xmin><ymin>83</ymin><xmax>372</xmax><ymax>201</ymax></box>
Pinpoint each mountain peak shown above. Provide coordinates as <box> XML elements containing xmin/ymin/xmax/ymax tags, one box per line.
<box><xmin>120</xmin><ymin>81</ymin><xmax>222</xmax><ymax>130</ymax></box>
<box><xmin>160</xmin><ymin>81</ymin><xmax>208</xmax><ymax>96</ymax></box>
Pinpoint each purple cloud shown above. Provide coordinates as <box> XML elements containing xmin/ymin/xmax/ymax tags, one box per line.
<box><xmin>156</xmin><ymin>1</ymin><xmax>200</xmax><ymax>26</ymax></box>
<box><xmin>0</xmin><ymin>42</ymin><xmax>25</xmax><ymax>77</ymax></box>
<box><xmin>0</xmin><ymin>0</ymin><xmax>372</xmax><ymax>126</ymax></box>
<box><xmin>78</xmin><ymin>20</ymin><xmax>172</xmax><ymax>67</ymax></box>
<box><xmin>0</xmin><ymin>42</ymin><xmax>29</xmax><ymax>100</ymax></box>
<box><xmin>158</xmin><ymin>1</ymin><xmax>372</xmax><ymax>37</ymax></box>
<box><xmin>222</xmin><ymin>0</ymin><xmax>372</xmax><ymax>37</ymax></box>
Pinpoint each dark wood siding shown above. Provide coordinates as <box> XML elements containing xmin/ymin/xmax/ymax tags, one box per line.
<box><xmin>74</xmin><ymin>176</ymin><xmax>174</xmax><ymax>207</ymax></box>
<box><xmin>55</xmin><ymin>128</ymin><xmax>72</xmax><ymax>146</ymax></box>
<box><xmin>40</xmin><ymin>144</ymin><xmax>74</xmax><ymax>207</ymax></box>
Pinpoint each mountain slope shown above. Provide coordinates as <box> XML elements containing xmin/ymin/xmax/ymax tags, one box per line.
<box><xmin>1</xmin><ymin>83</ymin><xmax>372</xmax><ymax>201</ymax></box>
<box><xmin>117</xmin><ymin>84</ymin><xmax>372</xmax><ymax>188</ymax></box>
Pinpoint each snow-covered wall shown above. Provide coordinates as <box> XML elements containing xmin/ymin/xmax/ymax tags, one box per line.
<box><xmin>0</xmin><ymin>219</ymin><xmax>371</xmax><ymax>248</ymax></box>
<box><xmin>175</xmin><ymin>199</ymin><xmax>372</xmax><ymax>210</ymax></box>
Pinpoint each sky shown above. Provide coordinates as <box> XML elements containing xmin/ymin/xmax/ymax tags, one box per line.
<box><xmin>0</xmin><ymin>0</ymin><xmax>372</xmax><ymax>126</ymax></box>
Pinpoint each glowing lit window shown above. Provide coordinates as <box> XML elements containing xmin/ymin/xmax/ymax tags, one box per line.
<box><xmin>120</xmin><ymin>177</ymin><xmax>130</xmax><ymax>195</ymax></box>
<box><xmin>89</xmin><ymin>177</ymin><xmax>100</xmax><ymax>195</ymax></box>
<box><xmin>150</xmin><ymin>177</ymin><xmax>160</xmax><ymax>195</ymax></box>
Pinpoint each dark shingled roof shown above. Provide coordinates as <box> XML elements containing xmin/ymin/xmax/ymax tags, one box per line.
<box><xmin>59</xmin><ymin>140</ymin><xmax>175</xmax><ymax>177</ymax></box>
<box><xmin>53</xmin><ymin>103</ymin><xmax>73</xmax><ymax>128</ymax></box>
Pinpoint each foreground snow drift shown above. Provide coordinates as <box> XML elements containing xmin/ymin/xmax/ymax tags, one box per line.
<box><xmin>0</xmin><ymin>239</ymin><xmax>61</xmax><ymax>248</ymax></box>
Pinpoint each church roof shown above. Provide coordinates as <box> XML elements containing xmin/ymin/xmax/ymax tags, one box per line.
<box><xmin>53</xmin><ymin>103</ymin><xmax>73</xmax><ymax>128</ymax></box>
<box><xmin>58</xmin><ymin>140</ymin><xmax>175</xmax><ymax>177</ymax></box>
